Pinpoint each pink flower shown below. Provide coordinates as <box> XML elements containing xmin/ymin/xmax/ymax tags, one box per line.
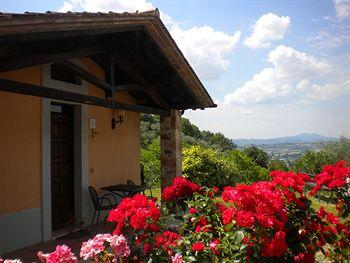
<box><xmin>171</xmin><ymin>253</ymin><xmax>184</xmax><ymax>263</ymax></box>
<box><xmin>108</xmin><ymin>234</ymin><xmax>130</xmax><ymax>258</ymax></box>
<box><xmin>80</xmin><ymin>233</ymin><xmax>112</xmax><ymax>260</ymax></box>
<box><xmin>40</xmin><ymin>245</ymin><xmax>77</xmax><ymax>263</ymax></box>
<box><xmin>209</xmin><ymin>239</ymin><xmax>221</xmax><ymax>254</ymax></box>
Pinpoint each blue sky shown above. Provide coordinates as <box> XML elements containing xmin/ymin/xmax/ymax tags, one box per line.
<box><xmin>1</xmin><ymin>0</ymin><xmax>349</xmax><ymax>139</ymax></box>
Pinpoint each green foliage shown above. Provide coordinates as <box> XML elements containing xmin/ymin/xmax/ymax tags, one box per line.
<box><xmin>291</xmin><ymin>137</ymin><xmax>350</xmax><ymax>176</ymax></box>
<box><xmin>140</xmin><ymin>114</ymin><xmax>160</xmax><ymax>148</ymax></box>
<box><xmin>323</xmin><ymin>136</ymin><xmax>350</xmax><ymax>164</ymax></box>
<box><xmin>181</xmin><ymin>118</ymin><xmax>202</xmax><ymax>139</ymax></box>
<box><xmin>140</xmin><ymin>139</ymin><xmax>161</xmax><ymax>188</ymax></box>
<box><xmin>182</xmin><ymin>146</ymin><xmax>269</xmax><ymax>188</ymax></box>
<box><xmin>227</xmin><ymin>150</ymin><xmax>270</xmax><ymax>184</ymax></box>
<box><xmin>182</xmin><ymin>146</ymin><xmax>233</xmax><ymax>188</ymax></box>
<box><xmin>141</xmin><ymin>114</ymin><xmax>236</xmax><ymax>152</ymax></box>
<box><xmin>243</xmin><ymin>146</ymin><xmax>269</xmax><ymax>168</ymax></box>
<box><xmin>292</xmin><ymin>150</ymin><xmax>335</xmax><ymax>175</ymax></box>
<box><xmin>179</xmin><ymin>191</ymin><xmax>247</xmax><ymax>262</ymax></box>
<box><xmin>268</xmin><ymin>159</ymin><xmax>289</xmax><ymax>171</ymax></box>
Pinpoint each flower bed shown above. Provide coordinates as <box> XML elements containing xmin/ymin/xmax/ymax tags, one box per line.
<box><xmin>1</xmin><ymin>161</ymin><xmax>349</xmax><ymax>262</ymax></box>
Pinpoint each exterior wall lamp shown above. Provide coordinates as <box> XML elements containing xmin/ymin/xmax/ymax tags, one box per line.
<box><xmin>111</xmin><ymin>109</ymin><xmax>125</xmax><ymax>129</ymax></box>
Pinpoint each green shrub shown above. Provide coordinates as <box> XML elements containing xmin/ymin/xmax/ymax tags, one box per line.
<box><xmin>140</xmin><ymin>139</ymin><xmax>160</xmax><ymax>188</ymax></box>
<box><xmin>226</xmin><ymin>150</ymin><xmax>270</xmax><ymax>184</ymax></box>
<box><xmin>182</xmin><ymin>146</ymin><xmax>269</xmax><ymax>188</ymax></box>
<box><xmin>292</xmin><ymin>150</ymin><xmax>335</xmax><ymax>175</ymax></box>
<box><xmin>182</xmin><ymin>146</ymin><xmax>233</xmax><ymax>188</ymax></box>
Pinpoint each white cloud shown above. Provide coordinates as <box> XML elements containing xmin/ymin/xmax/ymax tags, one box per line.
<box><xmin>305</xmin><ymin>30</ymin><xmax>350</xmax><ymax>49</ymax></box>
<box><xmin>244</xmin><ymin>13</ymin><xmax>291</xmax><ymax>49</ymax></box>
<box><xmin>59</xmin><ymin>0</ymin><xmax>154</xmax><ymax>13</ymax></box>
<box><xmin>58</xmin><ymin>0</ymin><xmax>241</xmax><ymax>81</ymax></box>
<box><xmin>59</xmin><ymin>1</ymin><xmax>74</xmax><ymax>12</ymax></box>
<box><xmin>224</xmin><ymin>45</ymin><xmax>332</xmax><ymax>105</ymax></box>
<box><xmin>170</xmin><ymin>25</ymin><xmax>241</xmax><ymax>80</ymax></box>
<box><xmin>333</xmin><ymin>0</ymin><xmax>350</xmax><ymax>19</ymax></box>
<box><xmin>307</xmin><ymin>80</ymin><xmax>350</xmax><ymax>100</ymax></box>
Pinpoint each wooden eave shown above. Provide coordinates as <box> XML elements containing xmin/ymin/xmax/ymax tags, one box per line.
<box><xmin>0</xmin><ymin>9</ymin><xmax>216</xmax><ymax>110</ymax></box>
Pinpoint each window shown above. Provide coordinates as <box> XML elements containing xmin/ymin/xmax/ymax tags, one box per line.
<box><xmin>50</xmin><ymin>63</ymin><xmax>82</xmax><ymax>85</ymax></box>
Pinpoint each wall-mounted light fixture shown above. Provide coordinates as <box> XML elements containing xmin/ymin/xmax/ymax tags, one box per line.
<box><xmin>111</xmin><ymin>109</ymin><xmax>125</xmax><ymax>129</ymax></box>
<box><xmin>90</xmin><ymin>118</ymin><xmax>99</xmax><ymax>137</ymax></box>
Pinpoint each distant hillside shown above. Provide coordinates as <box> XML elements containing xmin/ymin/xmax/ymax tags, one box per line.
<box><xmin>234</xmin><ymin>133</ymin><xmax>337</xmax><ymax>147</ymax></box>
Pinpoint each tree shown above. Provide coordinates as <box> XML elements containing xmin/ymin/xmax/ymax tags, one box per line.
<box><xmin>292</xmin><ymin>150</ymin><xmax>335</xmax><ymax>175</ymax></box>
<box><xmin>140</xmin><ymin>139</ymin><xmax>161</xmax><ymax>188</ymax></box>
<box><xmin>268</xmin><ymin>159</ymin><xmax>289</xmax><ymax>171</ymax></box>
<box><xmin>323</xmin><ymin>136</ymin><xmax>350</xmax><ymax>163</ymax></box>
<box><xmin>243</xmin><ymin>146</ymin><xmax>269</xmax><ymax>168</ymax></box>
<box><xmin>181</xmin><ymin>118</ymin><xmax>202</xmax><ymax>139</ymax></box>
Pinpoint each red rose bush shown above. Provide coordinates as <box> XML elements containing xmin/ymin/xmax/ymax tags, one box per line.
<box><xmin>2</xmin><ymin>163</ymin><xmax>349</xmax><ymax>262</ymax></box>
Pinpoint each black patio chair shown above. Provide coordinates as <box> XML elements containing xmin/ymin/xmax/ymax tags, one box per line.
<box><xmin>88</xmin><ymin>186</ymin><xmax>118</xmax><ymax>226</ymax></box>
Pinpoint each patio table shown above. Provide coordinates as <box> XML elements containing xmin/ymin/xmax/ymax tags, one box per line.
<box><xmin>100</xmin><ymin>184</ymin><xmax>149</xmax><ymax>198</ymax></box>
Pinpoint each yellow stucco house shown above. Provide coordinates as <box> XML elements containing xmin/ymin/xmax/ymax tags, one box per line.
<box><xmin>0</xmin><ymin>10</ymin><xmax>215</xmax><ymax>254</ymax></box>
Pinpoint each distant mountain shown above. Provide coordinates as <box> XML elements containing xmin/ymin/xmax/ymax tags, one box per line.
<box><xmin>234</xmin><ymin>133</ymin><xmax>337</xmax><ymax>147</ymax></box>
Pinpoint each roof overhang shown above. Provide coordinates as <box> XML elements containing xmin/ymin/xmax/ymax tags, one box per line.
<box><xmin>0</xmin><ymin>9</ymin><xmax>216</xmax><ymax>111</ymax></box>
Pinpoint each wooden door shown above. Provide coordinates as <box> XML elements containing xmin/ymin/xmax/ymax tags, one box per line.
<box><xmin>51</xmin><ymin>103</ymin><xmax>74</xmax><ymax>231</ymax></box>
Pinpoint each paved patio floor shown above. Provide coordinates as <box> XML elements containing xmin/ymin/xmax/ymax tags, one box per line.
<box><xmin>3</xmin><ymin>223</ymin><xmax>115</xmax><ymax>262</ymax></box>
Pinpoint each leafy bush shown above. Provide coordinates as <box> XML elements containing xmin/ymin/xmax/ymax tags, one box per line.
<box><xmin>4</xmin><ymin>163</ymin><xmax>350</xmax><ymax>263</ymax></box>
<box><xmin>292</xmin><ymin>150</ymin><xmax>335</xmax><ymax>175</ymax></box>
<box><xmin>182</xmin><ymin>146</ymin><xmax>233</xmax><ymax>188</ymax></box>
<box><xmin>226</xmin><ymin>150</ymin><xmax>270</xmax><ymax>184</ymax></box>
<box><xmin>243</xmin><ymin>146</ymin><xmax>269</xmax><ymax>168</ymax></box>
<box><xmin>182</xmin><ymin>146</ymin><xmax>269</xmax><ymax>188</ymax></box>
<box><xmin>140</xmin><ymin>139</ymin><xmax>160</xmax><ymax>188</ymax></box>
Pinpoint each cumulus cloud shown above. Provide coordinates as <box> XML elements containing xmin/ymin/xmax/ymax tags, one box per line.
<box><xmin>224</xmin><ymin>45</ymin><xmax>335</xmax><ymax>105</ymax></box>
<box><xmin>170</xmin><ymin>25</ymin><xmax>241</xmax><ymax>80</ymax></box>
<box><xmin>333</xmin><ymin>0</ymin><xmax>350</xmax><ymax>19</ymax></box>
<box><xmin>58</xmin><ymin>0</ymin><xmax>241</xmax><ymax>81</ymax></box>
<box><xmin>244</xmin><ymin>13</ymin><xmax>291</xmax><ymax>49</ymax></box>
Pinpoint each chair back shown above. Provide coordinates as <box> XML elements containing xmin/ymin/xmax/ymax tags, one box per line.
<box><xmin>126</xmin><ymin>179</ymin><xmax>135</xmax><ymax>185</ymax></box>
<box><xmin>88</xmin><ymin>186</ymin><xmax>100</xmax><ymax>209</ymax></box>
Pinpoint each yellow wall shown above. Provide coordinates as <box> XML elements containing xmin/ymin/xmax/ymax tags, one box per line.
<box><xmin>0</xmin><ymin>67</ymin><xmax>41</xmax><ymax>214</ymax></box>
<box><xmin>0</xmin><ymin>59</ymin><xmax>141</xmax><ymax>214</ymax></box>
<box><xmin>83</xmin><ymin>58</ymin><xmax>141</xmax><ymax>189</ymax></box>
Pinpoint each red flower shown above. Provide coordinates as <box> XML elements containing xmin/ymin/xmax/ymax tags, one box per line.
<box><xmin>311</xmin><ymin>161</ymin><xmax>350</xmax><ymax>195</ymax></box>
<box><xmin>189</xmin><ymin>207</ymin><xmax>198</xmax><ymax>214</ymax></box>
<box><xmin>261</xmin><ymin>231</ymin><xmax>287</xmax><ymax>258</ymax></box>
<box><xmin>162</xmin><ymin>177</ymin><xmax>200</xmax><ymax>202</ymax></box>
<box><xmin>326</xmin><ymin>212</ymin><xmax>340</xmax><ymax>225</ymax></box>
<box><xmin>191</xmin><ymin>242</ymin><xmax>205</xmax><ymax>251</ymax></box>
<box><xmin>108</xmin><ymin>194</ymin><xmax>161</xmax><ymax>235</ymax></box>
<box><xmin>154</xmin><ymin>231</ymin><xmax>181</xmax><ymax>254</ymax></box>
<box><xmin>236</xmin><ymin>211</ymin><xmax>254</xmax><ymax>228</ymax></box>
<box><xmin>222</xmin><ymin>208</ymin><xmax>236</xmax><ymax>225</ymax></box>
<box><xmin>195</xmin><ymin>217</ymin><xmax>211</xmax><ymax>232</ymax></box>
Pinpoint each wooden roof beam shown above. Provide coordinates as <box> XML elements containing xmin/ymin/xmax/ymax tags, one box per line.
<box><xmin>0</xmin><ymin>78</ymin><xmax>170</xmax><ymax>116</ymax></box>
<box><xmin>112</xmin><ymin>52</ymin><xmax>171</xmax><ymax>109</ymax></box>
<box><xmin>57</xmin><ymin>60</ymin><xmax>145</xmax><ymax>93</ymax></box>
<box><xmin>0</xmin><ymin>46</ymin><xmax>107</xmax><ymax>73</ymax></box>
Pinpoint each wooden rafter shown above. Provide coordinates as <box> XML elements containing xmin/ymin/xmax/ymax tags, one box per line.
<box><xmin>0</xmin><ymin>78</ymin><xmax>170</xmax><ymax>116</ymax></box>
<box><xmin>0</xmin><ymin>46</ymin><xmax>107</xmax><ymax>73</ymax></box>
<box><xmin>57</xmin><ymin>60</ymin><xmax>145</xmax><ymax>94</ymax></box>
<box><xmin>112</xmin><ymin>52</ymin><xmax>171</xmax><ymax>109</ymax></box>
